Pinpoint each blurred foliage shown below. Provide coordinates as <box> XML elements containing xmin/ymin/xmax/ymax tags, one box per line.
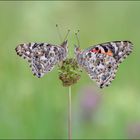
<box><xmin>0</xmin><ymin>1</ymin><xmax>140</xmax><ymax>139</ymax></box>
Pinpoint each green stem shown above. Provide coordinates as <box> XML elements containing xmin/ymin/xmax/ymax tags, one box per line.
<box><xmin>68</xmin><ymin>86</ymin><xmax>72</xmax><ymax>140</ymax></box>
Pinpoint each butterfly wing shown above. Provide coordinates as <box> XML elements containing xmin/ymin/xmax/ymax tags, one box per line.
<box><xmin>90</xmin><ymin>41</ymin><xmax>133</xmax><ymax>63</ymax></box>
<box><xmin>75</xmin><ymin>41</ymin><xmax>133</xmax><ymax>88</ymax></box>
<box><xmin>15</xmin><ymin>41</ymin><xmax>68</xmax><ymax>78</ymax></box>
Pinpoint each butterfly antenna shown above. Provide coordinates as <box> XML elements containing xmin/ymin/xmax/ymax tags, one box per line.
<box><xmin>56</xmin><ymin>24</ymin><xmax>62</xmax><ymax>43</ymax></box>
<box><xmin>75</xmin><ymin>30</ymin><xmax>80</xmax><ymax>47</ymax></box>
<box><xmin>63</xmin><ymin>29</ymin><xmax>70</xmax><ymax>42</ymax></box>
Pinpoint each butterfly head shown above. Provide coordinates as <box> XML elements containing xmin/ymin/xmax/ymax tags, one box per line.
<box><xmin>61</xmin><ymin>40</ymin><xmax>68</xmax><ymax>47</ymax></box>
<box><xmin>61</xmin><ymin>40</ymin><xmax>68</xmax><ymax>55</ymax></box>
<box><xmin>74</xmin><ymin>45</ymin><xmax>81</xmax><ymax>55</ymax></box>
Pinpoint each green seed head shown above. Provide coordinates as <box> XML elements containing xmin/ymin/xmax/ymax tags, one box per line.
<box><xmin>58</xmin><ymin>58</ymin><xmax>82</xmax><ymax>87</ymax></box>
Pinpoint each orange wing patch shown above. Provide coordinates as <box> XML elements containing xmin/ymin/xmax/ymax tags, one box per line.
<box><xmin>103</xmin><ymin>50</ymin><xmax>113</xmax><ymax>56</ymax></box>
<box><xmin>90</xmin><ymin>49</ymin><xmax>113</xmax><ymax>56</ymax></box>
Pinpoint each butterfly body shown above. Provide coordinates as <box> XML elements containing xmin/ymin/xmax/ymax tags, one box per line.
<box><xmin>16</xmin><ymin>41</ymin><xmax>68</xmax><ymax>78</ymax></box>
<box><xmin>75</xmin><ymin>41</ymin><xmax>133</xmax><ymax>88</ymax></box>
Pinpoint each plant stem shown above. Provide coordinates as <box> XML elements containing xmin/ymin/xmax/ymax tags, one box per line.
<box><xmin>68</xmin><ymin>86</ymin><xmax>72</xmax><ymax>140</ymax></box>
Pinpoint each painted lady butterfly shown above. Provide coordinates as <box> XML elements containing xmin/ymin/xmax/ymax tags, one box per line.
<box><xmin>75</xmin><ymin>41</ymin><xmax>133</xmax><ymax>88</ymax></box>
<box><xmin>15</xmin><ymin>41</ymin><xmax>68</xmax><ymax>78</ymax></box>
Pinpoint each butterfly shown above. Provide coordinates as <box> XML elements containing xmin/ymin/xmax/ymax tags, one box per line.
<box><xmin>15</xmin><ymin>40</ymin><xmax>68</xmax><ymax>78</ymax></box>
<box><xmin>74</xmin><ymin>41</ymin><xmax>133</xmax><ymax>88</ymax></box>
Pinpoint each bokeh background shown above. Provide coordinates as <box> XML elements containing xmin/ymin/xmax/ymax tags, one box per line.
<box><xmin>0</xmin><ymin>1</ymin><xmax>140</xmax><ymax>139</ymax></box>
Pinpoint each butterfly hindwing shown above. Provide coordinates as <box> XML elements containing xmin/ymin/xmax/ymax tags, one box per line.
<box><xmin>75</xmin><ymin>41</ymin><xmax>133</xmax><ymax>88</ymax></box>
<box><xmin>16</xmin><ymin>41</ymin><xmax>68</xmax><ymax>78</ymax></box>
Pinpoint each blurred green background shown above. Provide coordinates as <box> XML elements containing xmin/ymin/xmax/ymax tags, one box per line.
<box><xmin>0</xmin><ymin>1</ymin><xmax>140</xmax><ymax>139</ymax></box>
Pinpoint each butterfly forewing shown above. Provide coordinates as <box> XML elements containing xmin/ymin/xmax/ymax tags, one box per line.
<box><xmin>15</xmin><ymin>41</ymin><xmax>68</xmax><ymax>78</ymax></box>
<box><xmin>75</xmin><ymin>41</ymin><xmax>133</xmax><ymax>88</ymax></box>
<box><xmin>87</xmin><ymin>41</ymin><xmax>133</xmax><ymax>62</ymax></box>
<box><xmin>15</xmin><ymin>43</ymin><xmax>34</xmax><ymax>61</ymax></box>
